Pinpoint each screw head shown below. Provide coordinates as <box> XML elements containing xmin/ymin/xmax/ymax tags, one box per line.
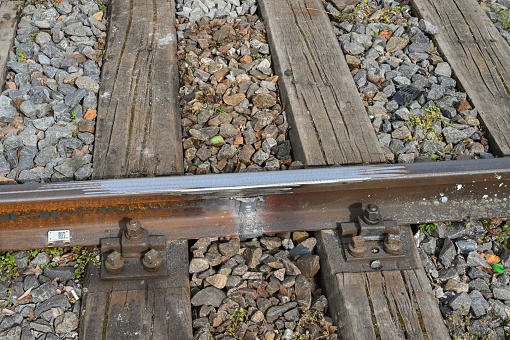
<box><xmin>384</xmin><ymin>233</ymin><xmax>402</xmax><ymax>255</ymax></box>
<box><xmin>125</xmin><ymin>220</ymin><xmax>143</xmax><ymax>241</ymax></box>
<box><xmin>143</xmin><ymin>249</ymin><xmax>162</xmax><ymax>272</ymax></box>
<box><xmin>363</xmin><ymin>204</ymin><xmax>381</xmax><ymax>224</ymax></box>
<box><xmin>348</xmin><ymin>236</ymin><xmax>366</xmax><ymax>258</ymax></box>
<box><xmin>105</xmin><ymin>250</ymin><xmax>124</xmax><ymax>275</ymax></box>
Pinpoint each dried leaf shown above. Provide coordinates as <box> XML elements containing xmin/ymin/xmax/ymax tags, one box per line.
<box><xmin>21</xmin><ymin>265</ymin><xmax>43</xmax><ymax>277</ymax></box>
<box><xmin>2</xmin><ymin>308</ymin><xmax>15</xmax><ymax>316</ymax></box>
<box><xmin>484</xmin><ymin>253</ymin><xmax>501</xmax><ymax>266</ymax></box>
<box><xmin>478</xmin><ymin>266</ymin><xmax>495</xmax><ymax>275</ymax></box>
<box><xmin>16</xmin><ymin>287</ymin><xmax>33</xmax><ymax>304</ymax></box>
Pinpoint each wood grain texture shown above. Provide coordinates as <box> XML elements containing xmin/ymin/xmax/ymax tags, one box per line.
<box><xmin>258</xmin><ymin>0</ymin><xmax>384</xmax><ymax>166</ymax></box>
<box><xmin>80</xmin><ymin>240</ymin><xmax>192</xmax><ymax>339</ymax></box>
<box><xmin>336</xmin><ymin>272</ymin><xmax>377</xmax><ymax>339</ymax></box>
<box><xmin>316</xmin><ymin>230</ymin><xmax>449</xmax><ymax>339</ymax></box>
<box><xmin>79</xmin><ymin>291</ymin><xmax>108</xmax><ymax>340</ymax></box>
<box><xmin>410</xmin><ymin>0</ymin><xmax>510</xmax><ymax>156</ymax></box>
<box><xmin>0</xmin><ymin>1</ymin><xmax>19</xmax><ymax>88</ymax></box>
<box><xmin>92</xmin><ymin>0</ymin><xmax>183</xmax><ymax>179</ymax></box>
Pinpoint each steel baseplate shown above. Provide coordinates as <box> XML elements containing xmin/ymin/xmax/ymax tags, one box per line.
<box><xmin>337</xmin><ymin>204</ymin><xmax>420</xmax><ymax>272</ymax></box>
<box><xmin>100</xmin><ymin>220</ymin><xmax>167</xmax><ymax>281</ymax></box>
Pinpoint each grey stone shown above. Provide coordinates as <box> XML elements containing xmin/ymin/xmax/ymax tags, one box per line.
<box><xmin>32</xmin><ymin>117</ymin><xmax>55</xmax><ymax>131</ymax></box>
<box><xmin>469</xmin><ymin>290</ymin><xmax>489</xmax><ymax>317</ymax></box>
<box><xmin>0</xmin><ymin>104</ymin><xmax>16</xmax><ymax>123</ymax></box>
<box><xmin>449</xmin><ymin>292</ymin><xmax>471</xmax><ymax>313</ymax></box>
<box><xmin>0</xmin><ymin>326</ymin><xmax>21</xmax><ymax>340</ymax></box>
<box><xmin>54</xmin><ymin>312</ymin><xmax>78</xmax><ymax>334</ymax></box>
<box><xmin>31</xmin><ymin>282</ymin><xmax>57</xmax><ymax>303</ymax></box>
<box><xmin>75</xmin><ymin>163</ymin><xmax>93</xmax><ymax>180</ymax></box>
<box><xmin>23</xmin><ymin>275</ymin><xmax>40</xmax><ymax>291</ymax></box>
<box><xmin>443</xmin><ymin>127</ymin><xmax>468</xmax><ymax>144</ymax></box>
<box><xmin>418</xmin><ymin>19</ymin><xmax>438</xmax><ymax>34</ymax></box>
<box><xmin>489</xmin><ymin>299</ymin><xmax>510</xmax><ymax>320</ymax></box>
<box><xmin>65</xmin><ymin>88</ymin><xmax>88</xmax><ymax>107</ymax></box>
<box><xmin>53</xmin><ymin>154</ymin><xmax>92</xmax><ymax>178</ymax></box>
<box><xmin>75</xmin><ymin>76</ymin><xmax>99</xmax><ymax>93</ymax></box>
<box><xmin>422</xmin><ymin>140</ymin><xmax>444</xmax><ymax>154</ymax></box>
<box><xmin>435</xmin><ymin>62</ymin><xmax>452</xmax><ymax>77</ymax></box>
<box><xmin>190</xmin><ymin>287</ymin><xmax>226</xmax><ymax>307</ymax></box>
<box><xmin>43</xmin><ymin>266</ymin><xmax>75</xmax><ymax>281</ymax></box>
<box><xmin>35</xmin><ymin>146</ymin><xmax>58</xmax><ymax>167</ymax></box>
<box><xmin>34</xmin><ymin>294</ymin><xmax>71</xmax><ymax>317</ymax></box>
<box><xmin>493</xmin><ymin>285</ymin><xmax>510</xmax><ymax>301</ymax></box>
<box><xmin>266</xmin><ymin>302</ymin><xmax>297</xmax><ymax>322</ymax></box>
<box><xmin>189</xmin><ymin>258</ymin><xmax>209</xmax><ymax>274</ymax></box>
<box><xmin>427</xmin><ymin>84</ymin><xmax>445</xmax><ymax>100</ymax></box>
<box><xmin>0</xmin><ymin>314</ymin><xmax>23</xmax><ymax>329</ymax></box>
<box><xmin>437</xmin><ymin>267</ymin><xmax>460</xmax><ymax>282</ymax></box>
<box><xmin>466</xmin><ymin>251</ymin><xmax>491</xmax><ymax>268</ymax></box>
<box><xmin>439</xmin><ymin>238</ymin><xmax>456</xmax><ymax>268</ymax></box>
<box><xmin>467</xmin><ymin>267</ymin><xmax>491</xmax><ymax>280</ymax></box>
<box><xmin>17</xmin><ymin>146</ymin><xmax>37</xmax><ymax>170</ymax></box>
<box><xmin>18</xmin><ymin>170</ymin><xmax>40</xmax><ymax>184</ymax></box>
<box><xmin>7</xmin><ymin>61</ymin><xmax>29</xmax><ymax>74</ymax></box>
<box><xmin>3</xmin><ymin>132</ymin><xmax>23</xmax><ymax>151</ymax></box>
<box><xmin>65</xmin><ymin>23</ymin><xmax>91</xmax><ymax>37</ymax></box>
<box><xmin>0</xmin><ymin>156</ymin><xmax>10</xmax><ymax>175</ymax></box>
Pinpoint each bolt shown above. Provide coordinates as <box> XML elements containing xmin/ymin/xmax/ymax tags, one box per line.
<box><xmin>125</xmin><ymin>220</ymin><xmax>143</xmax><ymax>241</ymax></box>
<box><xmin>384</xmin><ymin>233</ymin><xmax>402</xmax><ymax>255</ymax></box>
<box><xmin>142</xmin><ymin>249</ymin><xmax>162</xmax><ymax>272</ymax></box>
<box><xmin>105</xmin><ymin>250</ymin><xmax>124</xmax><ymax>275</ymax></box>
<box><xmin>348</xmin><ymin>235</ymin><xmax>366</xmax><ymax>258</ymax></box>
<box><xmin>362</xmin><ymin>204</ymin><xmax>381</xmax><ymax>224</ymax></box>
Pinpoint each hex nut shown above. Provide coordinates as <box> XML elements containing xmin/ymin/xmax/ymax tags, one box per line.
<box><xmin>143</xmin><ymin>249</ymin><xmax>162</xmax><ymax>272</ymax></box>
<box><xmin>105</xmin><ymin>250</ymin><xmax>124</xmax><ymax>275</ymax></box>
<box><xmin>363</xmin><ymin>204</ymin><xmax>381</xmax><ymax>224</ymax></box>
<box><xmin>125</xmin><ymin>220</ymin><xmax>143</xmax><ymax>241</ymax></box>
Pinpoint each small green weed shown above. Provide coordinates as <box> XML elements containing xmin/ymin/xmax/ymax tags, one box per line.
<box><xmin>15</xmin><ymin>49</ymin><xmax>26</xmax><ymax>62</ymax></box>
<box><xmin>226</xmin><ymin>307</ymin><xmax>248</xmax><ymax>339</ymax></box>
<box><xmin>418</xmin><ymin>222</ymin><xmax>439</xmax><ymax>235</ymax></box>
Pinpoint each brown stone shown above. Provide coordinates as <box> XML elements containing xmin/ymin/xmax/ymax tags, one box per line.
<box><xmin>444</xmin><ymin>279</ymin><xmax>469</xmax><ymax>294</ymax></box>
<box><xmin>380</xmin><ymin>29</ymin><xmax>393</xmax><ymax>40</ymax></box>
<box><xmin>84</xmin><ymin>109</ymin><xmax>97</xmax><ymax>120</ymax></box>
<box><xmin>78</xmin><ymin>120</ymin><xmax>95</xmax><ymax>133</ymax></box>
<box><xmin>240</xmin><ymin>55</ymin><xmax>253</xmax><ymax>63</ymax></box>
<box><xmin>345</xmin><ymin>55</ymin><xmax>361</xmax><ymax>69</ymax></box>
<box><xmin>252</xmin><ymin>93</ymin><xmax>276</xmax><ymax>109</ymax></box>
<box><xmin>213</xmin><ymin>67</ymin><xmax>230</xmax><ymax>82</ymax></box>
<box><xmin>69</xmin><ymin>53</ymin><xmax>87</xmax><ymax>64</ymax></box>
<box><xmin>71</xmin><ymin>145</ymin><xmax>90</xmax><ymax>157</ymax></box>
<box><xmin>0</xmin><ymin>176</ymin><xmax>17</xmax><ymax>185</ymax></box>
<box><xmin>296</xmin><ymin>254</ymin><xmax>320</xmax><ymax>278</ymax></box>
<box><xmin>238</xmin><ymin>144</ymin><xmax>255</xmax><ymax>164</ymax></box>
<box><xmin>5</xmin><ymin>82</ymin><xmax>16</xmax><ymax>90</ymax></box>
<box><xmin>457</xmin><ymin>101</ymin><xmax>472</xmax><ymax>111</ymax></box>
<box><xmin>223</xmin><ymin>93</ymin><xmax>246</xmax><ymax>106</ymax></box>
<box><xmin>243</xmin><ymin>247</ymin><xmax>262</xmax><ymax>269</ymax></box>
<box><xmin>292</xmin><ymin>232</ymin><xmax>309</xmax><ymax>245</ymax></box>
<box><xmin>206</xmin><ymin>274</ymin><xmax>227</xmax><ymax>289</ymax></box>
<box><xmin>93</xmin><ymin>12</ymin><xmax>103</xmax><ymax>20</ymax></box>
<box><xmin>295</xmin><ymin>274</ymin><xmax>312</xmax><ymax>309</ymax></box>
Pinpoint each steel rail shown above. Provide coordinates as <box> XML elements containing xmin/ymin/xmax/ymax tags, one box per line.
<box><xmin>0</xmin><ymin>158</ymin><xmax>509</xmax><ymax>251</ymax></box>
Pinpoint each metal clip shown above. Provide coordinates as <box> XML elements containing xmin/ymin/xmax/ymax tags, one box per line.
<box><xmin>100</xmin><ymin>219</ymin><xmax>167</xmax><ymax>280</ymax></box>
<box><xmin>339</xmin><ymin>204</ymin><xmax>403</xmax><ymax>263</ymax></box>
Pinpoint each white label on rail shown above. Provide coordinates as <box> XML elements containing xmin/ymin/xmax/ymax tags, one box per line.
<box><xmin>48</xmin><ymin>230</ymin><xmax>71</xmax><ymax>246</ymax></box>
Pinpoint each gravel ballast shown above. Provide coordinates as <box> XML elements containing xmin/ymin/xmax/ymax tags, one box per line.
<box><xmin>325</xmin><ymin>0</ymin><xmax>494</xmax><ymax>163</ymax></box>
<box><xmin>0</xmin><ymin>0</ymin><xmax>107</xmax><ymax>184</ymax></box>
